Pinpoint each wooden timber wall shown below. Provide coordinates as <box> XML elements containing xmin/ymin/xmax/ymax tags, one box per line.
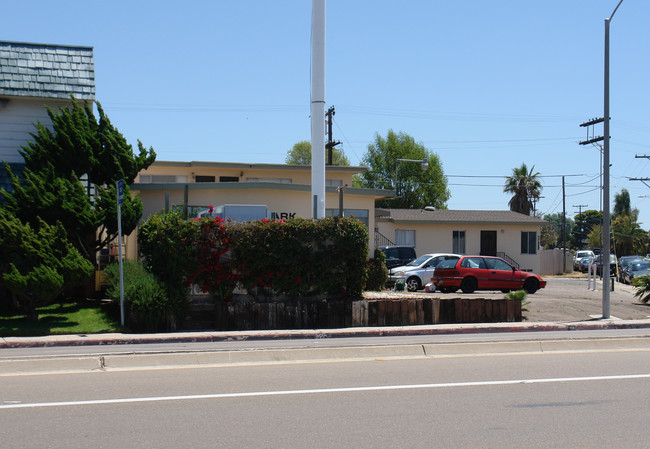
<box><xmin>195</xmin><ymin>298</ymin><xmax>522</xmax><ymax>331</ymax></box>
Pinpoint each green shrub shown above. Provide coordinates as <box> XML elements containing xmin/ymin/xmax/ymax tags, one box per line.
<box><xmin>138</xmin><ymin>210</ymin><xmax>197</xmax><ymax>306</ymax></box>
<box><xmin>633</xmin><ymin>275</ymin><xmax>650</xmax><ymax>303</ymax></box>
<box><xmin>104</xmin><ymin>260</ymin><xmax>182</xmax><ymax>332</ymax></box>
<box><xmin>365</xmin><ymin>248</ymin><xmax>388</xmax><ymax>291</ymax></box>
<box><xmin>505</xmin><ymin>289</ymin><xmax>529</xmax><ymax>320</ymax></box>
<box><xmin>228</xmin><ymin>217</ymin><xmax>368</xmax><ymax>299</ymax></box>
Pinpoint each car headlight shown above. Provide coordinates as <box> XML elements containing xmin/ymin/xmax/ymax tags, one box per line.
<box><xmin>394</xmin><ymin>271</ymin><xmax>405</xmax><ymax>277</ymax></box>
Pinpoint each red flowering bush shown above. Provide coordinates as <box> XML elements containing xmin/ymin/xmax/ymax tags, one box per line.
<box><xmin>186</xmin><ymin>216</ymin><xmax>238</xmax><ymax>301</ymax></box>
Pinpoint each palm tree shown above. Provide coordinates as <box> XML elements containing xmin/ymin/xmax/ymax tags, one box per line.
<box><xmin>504</xmin><ymin>163</ymin><xmax>542</xmax><ymax>215</ymax></box>
<box><xmin>613</xmin><ymin>214</ymin><xmax>647</xmax><ymax>256</ymax></box>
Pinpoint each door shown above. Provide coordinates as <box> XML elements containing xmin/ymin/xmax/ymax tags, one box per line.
<box><xmin>480</xmin><ymin>231</ymin><xmax>497</xmax><ymax>256</ymax></box>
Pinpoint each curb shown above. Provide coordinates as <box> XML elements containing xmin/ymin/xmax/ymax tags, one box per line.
<box><xmin>3</xmin><ymin>319</ymin><xmax>650</xmax><ymax>349</ymax></box>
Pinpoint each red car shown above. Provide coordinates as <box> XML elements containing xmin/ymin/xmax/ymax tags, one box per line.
<box><xmin>432</xmin><ymin>255</ymin><xmax>546</xmax><ymax>294</ymax></box>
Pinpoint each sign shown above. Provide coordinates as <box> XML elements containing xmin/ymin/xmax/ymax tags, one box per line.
<box><xmin>117</xmin><ymin>179</ymin><xmax>124</xmax><ymax>205</ymax></box>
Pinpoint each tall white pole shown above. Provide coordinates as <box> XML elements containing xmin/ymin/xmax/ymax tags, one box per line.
<box><xmin>602</xmin><ymin>0</ymin><xmax>624</xmax><ymax>319</ymax></box>
<box><xmin>311</xmin><ymin>0</ymin><xmax>326</xmax><ymax>218</ymax></box>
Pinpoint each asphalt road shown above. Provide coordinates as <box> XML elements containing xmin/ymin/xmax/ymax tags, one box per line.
<box><xmin>2</xmin><ymin>340</ymin><xmax>649</xmax><ymax>448</ymax></box>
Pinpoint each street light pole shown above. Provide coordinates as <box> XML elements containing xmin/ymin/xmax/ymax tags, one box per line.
<box><xmin>602</xmin><ymin>0</ymin><xmax>624</xmax><ymax>319</ymax></box>
<box><xmin>394</xmin><ymin>157</ymin><xmax>429</xmax><ymax>190</ymax></box>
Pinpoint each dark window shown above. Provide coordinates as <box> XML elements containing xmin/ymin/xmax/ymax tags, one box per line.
<box><xmin>195</xmin><ymin>175</ymin><xmax>216</xmax><ymax>182</ymax></box>
<box><xmin>219</xmin><ymin>176</ymin><xmax>239</xmax><ymax>183</ymax></box>
<box><xmin>521</xmin><ymin>231</ymin><xmax>537</xmax><ymax>254</ymax></box>
<box><xmin>452</xmin><ymin>231</ymin><xmax>465</xmax><ymax>254</ymax></box>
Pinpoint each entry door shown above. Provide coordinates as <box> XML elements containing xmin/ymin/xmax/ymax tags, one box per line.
<box><xmin>480</xmin><ymin>231</ymin><xmax>497</xmax><ymax>256</ymax></box>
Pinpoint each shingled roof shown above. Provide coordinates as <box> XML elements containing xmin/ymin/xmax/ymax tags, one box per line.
<box><xmin>376</xmin><ymin>208</ymin><xmax>545</xmax><ymax>225</ymax></box>
<box><xmin>0</xmin><ymin>41</ymin><xmax>95</xmax><ymax>100</ymax></box>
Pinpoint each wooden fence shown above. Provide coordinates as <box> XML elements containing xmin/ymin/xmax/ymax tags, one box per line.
<box><xmin>191</xmin><ymin>297</ymin><xmax>522</xmax><ymax>331</ymax></box>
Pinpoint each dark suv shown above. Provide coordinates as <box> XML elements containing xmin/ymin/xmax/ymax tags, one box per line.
<box><xmin>379</xmin><ymin>246</ymin><xmax>417</xmax><ymax>269</ymax></box>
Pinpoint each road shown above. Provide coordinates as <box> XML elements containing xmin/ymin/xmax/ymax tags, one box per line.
<box><xmin>2</xmin><ymin>334</ymin><xmax>650</xmax><ymax>448</ymax></box>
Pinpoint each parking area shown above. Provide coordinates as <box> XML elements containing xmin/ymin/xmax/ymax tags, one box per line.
<box><xmin>367</xmin><ymin>274</ymin><xmax>650</xmax><ymax>322</ymax></box>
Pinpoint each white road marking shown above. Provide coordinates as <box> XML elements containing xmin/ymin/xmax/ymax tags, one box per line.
<box><xmin>2</xmin><ymin>373</ymin><xmax>650</xmax><ymax>410</ymax></box>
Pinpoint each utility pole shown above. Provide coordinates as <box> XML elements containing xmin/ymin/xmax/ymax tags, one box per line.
<box><xmin>325</xmin><ymin>106</ymin><xmax>341</xmax><ymax>165</ymax></box>
<box><xmin>562</xmin><ymin>176</ymin><xmax>566</xmax><ymax>273</ymax></box>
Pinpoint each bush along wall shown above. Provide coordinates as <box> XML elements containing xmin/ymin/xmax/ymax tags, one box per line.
<box><xmin>228</xmin><ymin>216</ymin><xmax>369</xmax><ymax>300</ymax></box>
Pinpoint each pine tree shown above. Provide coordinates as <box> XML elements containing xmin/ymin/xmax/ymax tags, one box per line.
<box><xmin>1</xmin><ymin>97</ymin><xmax>155</xmax><ymax>263</ymax></box>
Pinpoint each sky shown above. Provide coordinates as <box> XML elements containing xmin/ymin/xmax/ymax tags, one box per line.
<box><xmin>4</xmin><ymin>0</ymin><xmax>650</xmax><ymax>230</ymax></box>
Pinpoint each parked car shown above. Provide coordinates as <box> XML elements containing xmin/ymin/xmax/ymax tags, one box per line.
<box><xmin>620</xmin><ymin>261</ymin><xmax>650</xmax><ymax>285</ymax></box>
<box><xmin>578</xmin><ymin>256</ymin><xmax>595</xmax><ymax>273</ymax></box>
<box><xmin>431</xmin><ymin>255</ymin><xmax>547</xmax><ymax>294</ymax></box>
<box><xmin>387</xmin><ymin>253</ymin><xmax>460</xmax><ymax>292</ymax></box>
<box><xmin>594</xmin><ymin>254</ymin><xmax>617</xmax><ymax>277</ymax></box>
<box><xmin>573</xmin><ymin>250</ymin><xmax>595</xmax><ymax>271</ymax></box>
<box><xmin>617</xmin><ymin>256</ymin><xmax>644</xmax><ymax>281</ymax></box>
<box><xmin>378</xmin><ymin>245</ymin><xmax>417</xmax><ymax>270</ymax></box>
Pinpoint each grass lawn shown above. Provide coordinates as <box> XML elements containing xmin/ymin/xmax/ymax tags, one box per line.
<box><xmin>0</xmin><ymin>299</ymin><xmax>124</xmax><ymax>337</ymax></box>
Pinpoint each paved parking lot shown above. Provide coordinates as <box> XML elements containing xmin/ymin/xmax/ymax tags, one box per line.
<box><xmin>368</xmin><ymin>274</ymin><xmax>650</xmax><ymax>322</ymax></box>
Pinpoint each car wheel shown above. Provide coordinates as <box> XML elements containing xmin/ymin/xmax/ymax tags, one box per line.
<box><xmin>524</xmin><ymin>278</ymin><xmax>539</xmax><ymax>294</ymax></box>
<box><xmin>460</xmin><ymin>277</ymin><xmax>477</xmax><ymax>294</ymax></box>
<box><xmin>406</xmin><ymin>277</ymin><xmax>421</xmax><ymax>292</ymax></box>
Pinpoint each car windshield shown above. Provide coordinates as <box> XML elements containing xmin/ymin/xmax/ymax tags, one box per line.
<box><xmin>436</xmin><ymin>258</ymin><xmax>458</xmax><ymax>270</ymax></box>
<box><xmin>405</xmin><ymin>255</ymin><xmax>432</xmax><ymax>267</ymax></box>
<box><xmin>631</xmin><ymin>263</ymin><xmax>650</xmax><ymax>271</ymax></box>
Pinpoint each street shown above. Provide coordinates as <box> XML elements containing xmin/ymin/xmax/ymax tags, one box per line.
<box><xmin>2</xmin><ymin>338</ymin><xmax>650</xmax><ymax>448</ymax></box>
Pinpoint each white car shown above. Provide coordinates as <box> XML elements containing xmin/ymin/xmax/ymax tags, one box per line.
<box><xmin>388</xmin><ymin>253</ymin><xmax>461</xmax><ymax>292</ymax></box>
<box><xmin>573</xmin><ymin>250</ymin><xmax>595</xmax><ymax>271</ymax></box>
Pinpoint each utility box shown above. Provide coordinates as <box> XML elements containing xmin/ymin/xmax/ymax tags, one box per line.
<box><xmin>198</xmin><ymin>204</ymin><xmax>267</xmax><ymax>222</ymax></box>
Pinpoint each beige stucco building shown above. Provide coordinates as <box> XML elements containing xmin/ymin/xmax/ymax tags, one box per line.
<box><xmin>375</xmin><ymin>208</ymin><xmax>546</xmax><ymax>273</ymax></box>
<box><xmin>126</xmin><ymin>160</ymin><xmax>393</xmax><ymax>259</ymax></box>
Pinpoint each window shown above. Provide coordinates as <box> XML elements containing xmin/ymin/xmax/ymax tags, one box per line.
<box><xmin>326</xmin><ymin>179</ymin><xmax>343</xmax><ymax>187</ymax></box>
<box><xmin>521</xmin><ymin>231</ymin><xmax>537</xmax><ymax>254</ymax></box>
<box><xmin>452</xmin><ymin>230</ymin><xmax>466</xmax><ymax>254</ymax></box>
<box><xmin>395</xmin><ymin>230</ymin><xmax>415</xmax><ymax>247</ymax></box>
<box><xmin>246</xmin><ymin>177</ymin><xmax>292</xmax><ymax>184</ymax></box>
<box><xmin>138</xmin><ymin>174</ymin><xmax>188</xmax><ymax>183</ymax></box>
<box><xmin>219</xmin><ymin>176</ymin><xmax>239</xmax><ymax>183</ymax></box>
<box><xmin>195</xmin><ymin>175</ymin><xmax>215</xmax><ymax>182</ymax></box>
<box><xmin>485</xmin><ymin>257</ymin><xmax>512</xmax><ymax>271</ymax></box>
<box><xmin>325</xmin><ymin>209</ymin><xmax>369</xmax><ymax>227</ymax></box>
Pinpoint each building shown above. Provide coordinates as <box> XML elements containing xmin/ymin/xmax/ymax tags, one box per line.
<box><xmin>375</xmin><ymin>208</ymin><xmax>545</xmax><ymax>273</ymax></box>
<box><xmin>0</xmin><ymin>40</ymin><xmax>95</xmax><ymax>188</ymax></box>
<box><xmin>128</xmin><ymin>160</ymin><xmax>393</xmax><ymax>259</ymax></box>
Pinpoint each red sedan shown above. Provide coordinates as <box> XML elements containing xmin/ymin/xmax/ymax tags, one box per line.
<box><xmin>432</xmin><ymin>255</ymin><xmax>546</xmax><ymax>294</ymax></box>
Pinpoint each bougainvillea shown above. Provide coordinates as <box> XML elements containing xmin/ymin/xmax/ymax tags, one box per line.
<box><xmin>185</xmin><ymin>216</ymin><xmax>239</xmax><ymax>301</ymax></box>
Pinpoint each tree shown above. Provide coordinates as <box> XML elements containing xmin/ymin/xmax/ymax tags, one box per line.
<box><xmin>613</xmin><ymin>188</ymin><xmax>639</xmax><ymax>220</ymax></box>
<box><xmin>612</xmin><ymin>214</ymin><xmax>647</xmax><ymax>256</ymax></box>
<box><xmin>541</xmin><ymin>213</ymin><xmax>574</xmax><ymax>249</ymax></box>
<box><xmin>285</xmin><ymin>140</ymin><xmax>350</xmax><ymax>166</ymax></box>
<box><xmin>1</xmin><ymin>98</ymin><xmax>155</xmax><ymax>264</ymax></box>
<box><xmin>571</xmin><ymin>209</ymin><xmax>602</xmax><ymax>249</ymax></box>
<box><xmin>504</xmin><ymin>163</ymin><xmax>542</xmax><ymax>215</ymax></box>
<box><xmin>0</xmin><ymin>209</ymin><xmax>94</xmax><ymax>320</ymax></box>
<box><xmin>357</xmin><ymin>130</ymin><xmax>449</xmax><ymax>209</ymax></box>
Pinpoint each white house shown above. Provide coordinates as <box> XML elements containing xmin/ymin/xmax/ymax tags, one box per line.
<box><xmin>0</xmin><ymin>40</ymin><xmax>95</xmax><ymax>187</ymax></box>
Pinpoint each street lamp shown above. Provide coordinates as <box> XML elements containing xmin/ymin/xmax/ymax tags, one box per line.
<box><xmin>394</xmin><ymin>156</ymin><xmax>429</xmax><ymax>190</ymax></box>
<box><xmin>602</xmin><ymin>0</ymin><xmax>624</xmax><ymax>319</ymax></box>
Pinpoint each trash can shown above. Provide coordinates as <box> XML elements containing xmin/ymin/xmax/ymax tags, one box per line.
<box><xmin>395</xmin><ymin>279</ymin><xmax>405</xmax><ymax>292</ymax></box>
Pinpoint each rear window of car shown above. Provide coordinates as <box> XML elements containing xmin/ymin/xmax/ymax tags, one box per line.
<box><xmin>460</xmin><ymin>257</ymin><xmax>486</xmax><ymax>269</ymax></box>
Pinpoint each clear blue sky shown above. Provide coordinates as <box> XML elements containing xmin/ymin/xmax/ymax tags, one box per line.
<box><xmin>4</xmin><ymin>1</ymin><xmax>650</xmax><ymax>231</ymax></box>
